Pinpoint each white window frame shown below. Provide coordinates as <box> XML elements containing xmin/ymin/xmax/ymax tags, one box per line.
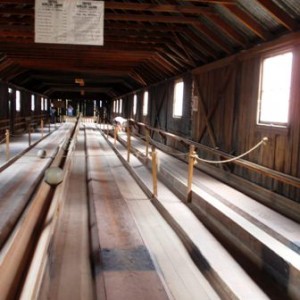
<box><xmin>173</xmin><ymin>79</ymin><xmax>184</xmax><ymax>118</ymax></box>
<box><xmin>143</xmin><ymin>91</ymin><xmax>148</xmax><ymax>116</ymax></box>
<box><xmin>16</xmin><ymin>90</ymin><xmax>21</xmax><ymax>112</ymax></box>
<box><xmin>119</xmin><ymin>98</ymin><xmax>123</xmax><ymax>113</ymax></box>
<box><xmin>116</xmin><ymin>100</ymin><xmax>119</xmax><ymax>113</ymax></box>
<box><xmin>257</xmin><ymin>51</ymin><xmax>293</xmax><ymax>126</ymax></box>
<box><xmin>133</xmin><ymin>94</ymin><xmax>137</xmax><ymax>116</ymax></box>
<box><xmin>113</xmin><ymin>100</ymin><xmax>116</xmax><ymax>113</ymax></box>
<box><xmin>31</xmin><ymin>94</ymin><xmax>35</xmax><ymax>111</ymax></box>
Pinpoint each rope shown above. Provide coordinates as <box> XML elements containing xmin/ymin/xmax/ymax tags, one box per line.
<box><xmin>194</xmin><ymin>137</ymin><xmax>268</xmax><ymax>164</ymax></box>
<box><xmin>133</xmin><ymin>133</ymin><xmax>268</xmax><ymax>164</ymax></box>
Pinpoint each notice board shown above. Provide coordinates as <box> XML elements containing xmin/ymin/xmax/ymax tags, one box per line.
<box><xmin>35</xmin><ymin>0</ymin><xmax>104</xmax><ymax>46</ymax></box>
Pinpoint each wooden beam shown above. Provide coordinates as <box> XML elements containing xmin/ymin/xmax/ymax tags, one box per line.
<box><xmin>222</xmin><ymin>4</ymin><xmax>273</xmax><ymax>40</ymax></box>
<box><xmin>183</xmin><ymin>29</ymin><xmax>219</xmax><ymax>59</ymax></box>
<box><xmin>256</xmin><ymin>0</ymin><xmax>298</xmax><ymax>31</ymax></box>
<box><xmin>194</xmin><ymin>77</ymin><xmax>218</xmax><ymax>149</ymax></box>
<box><xmin>105</xmin><ymin>13</ymin><xmax>198</xmax><ymax>24</ymax></box>
<box><xmin>105</xmin><ymin>2</ymin><xmax>214</xmax><ymax>15</ymax></box>
<box><xmin>172</xmin><ymin>32</ymin><xmax>197</xmax><ymax>67</ymax></box>
<box><xmin>192</xmin><ymin>22</ymin><xmax>232</xmax><ymax>54</ymax></box>
<box><xmin>206</xmin><ymin>14</ymin><xmax>250</xmax><ymax>48</ymax></box>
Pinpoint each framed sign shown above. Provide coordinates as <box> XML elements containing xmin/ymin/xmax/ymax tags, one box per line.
<box><xmin>35</xmin><ymin>0</ymin><xmax>104</xmax><ymax>46</ymax></box>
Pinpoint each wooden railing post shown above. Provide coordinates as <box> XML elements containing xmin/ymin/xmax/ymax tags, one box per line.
<box><xmin>151</xmin><ymin>145</ymin><xmax>158</xmax><ymax>197</ymax></box>
<box><xmin>5</xmin><ymin>129</ymin><xmax>10</xmax><ymax>161</ymax></box>
<box><xmin>187</xmin><ymin>145</ymin><xmax>196</xmax><ymax>203</ymax></box>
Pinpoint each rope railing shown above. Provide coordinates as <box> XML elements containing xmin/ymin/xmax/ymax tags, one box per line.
<box><xmin>193</xmin><ymin>137</ymin><xmax>268</xmax><ymax>164</ymax></box>
<box><xmin>120</xmin><ymin>123</ymin><xmax>271</xmax><ymax>201</ymax></box>
<box><xmin>0</xmin><ymin>121</ymin><xmax>60</xmax><ymax>163</ymax></box>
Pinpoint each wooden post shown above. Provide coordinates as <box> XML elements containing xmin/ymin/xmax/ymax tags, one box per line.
<box><xmin>187</xmin><ymin>145</ymin><xmax>195</xmax><ymax>203</ymax></box>
<box><xmin>41</xmin><ymin>119</ymin><xmax>44</xmax><ymax>137</ymax></box>
<box><xmin>152</xmin><ymin>146</ymin><xmax>158</xmax><ymax>197</ymax></box>
<box><xmin>127</xmin><ymin>124</ymin><xmax>131</xmax><ymax>162</ymax></box>
<box><xmin>5</xmin><ymin>129</ymin><xmax>10</xmax><ymax>161</ymax></box>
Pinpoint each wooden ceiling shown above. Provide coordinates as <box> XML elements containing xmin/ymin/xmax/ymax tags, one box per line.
<box><xmin>0</xmin><ymin>0</ymin><xmax>299</xmax><ymax>100</ymax></box>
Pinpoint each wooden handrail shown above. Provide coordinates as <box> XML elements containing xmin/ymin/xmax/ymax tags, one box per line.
<box><xmin>129</xmin><ymin>120</ymin><xmax>300</xmax><ymax>189</ymax></box>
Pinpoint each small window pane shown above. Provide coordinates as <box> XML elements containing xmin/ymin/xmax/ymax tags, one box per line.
<box><xmin>133</xmin><ymin>94</ymin><xmax>137</xmax><ymax>116</ymax></box>
<box><xmin>143</xmin><ymin>91</ymin><xmax>148</xmax><ymax>116</ymax></box>
<box><xmin>173</xmin><ymin>79</ymin><xmax>184</xmax><ymax>118</ymax></box>
<box><xmin>31</xmin><ymin>95</ymin><xmax>35</xmax><ymax>111</ymax></box>
<box><xmin>116</xmin><ymin>100</ymin><xmax>119</xmax><ymax>113</ymax></box>
<box><xmin>119</xmin><ymin>99</ymin><xmax>123</xmax><ymax>113</ymax></box>
<box><xmin>258</xmin><ymin>52</ymin><xmax>293</xmax><ymax>125</ymax></box>
<box><xmin>16</xmin><ymin>90</ymin><xmax>21</xmax><ymax>111</ymax></box>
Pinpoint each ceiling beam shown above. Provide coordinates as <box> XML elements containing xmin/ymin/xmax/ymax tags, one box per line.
<box><xmin>105</xmin><ymin>2</ymin><xmax>214</xmax><ymax>15</ymax></box>
<box><xmin>222</xmin><ymin>4</ymin><xmax>273</xmax><ymax>40</ymax></box>
<box><xmin>256</xmin><ymin>0</ymin><xmax>298</xmax><ymax>31</ymax></box>
<box><xmin>206</xmin><ymin>14</ymin><xmax>250</xmax><ymax>48</ymax></box>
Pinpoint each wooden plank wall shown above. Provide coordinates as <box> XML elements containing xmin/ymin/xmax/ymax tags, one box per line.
<box><xmin>192</xmin><ymin>44</ymin><xmax>300</xmax><ymax>202</ymax></box>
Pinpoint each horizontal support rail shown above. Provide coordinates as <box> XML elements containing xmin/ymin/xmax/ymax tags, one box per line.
<box><xmin>130</xmin><ymin>120</ymin><xmax>300</xmax><ymax>189</ymax></box>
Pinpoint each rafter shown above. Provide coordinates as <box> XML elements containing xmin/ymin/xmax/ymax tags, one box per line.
<box><xmin>256</xmin><ymin>0</ymin><xmax>298</xmax><ymax>31</ymax></box>
<box><xmin>222</xmin><ymin>4</ymin><xmax>273</xmax><ymax>40</ymax></box>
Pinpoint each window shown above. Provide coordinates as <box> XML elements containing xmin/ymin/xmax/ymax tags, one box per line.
<box><xmin>31</xmin><ymin>95</ymin><xmax>35</xmax><ymax>111</ymax></box>
<box><xmin>41</xmin><ymin>97</ymin><xmax>44</xmax><ymax>111</ymax></box>
<box><xmin>16</xmin><ymin>90</ymin><xmax>21</xmax><ymax>111</ymax></box>
<box><xmin>143</xmin><ymin>91</ymin><xmax>148</xmax><ymax>116</ymax></box>
<box><xmin>173</xmin><ymin>79</ymin><xmax>184</xmax><ymax>118</ymax></box>
<box><xmin>133</xmin><ymin>94</ymin><xmax>137</xmax><ymax>116</ymax></box>
<box><xmin>119</xmin><ymin>98</ymin><xmax>123</xmax><ymax>113</ymax></box>
<box><xmin>44</xmin><ymin>98</ymin><xmax>48</xmax><ymax>110</ymax></box>
<box><xmin>113</xmin><ymin>100</ymin><xmax>116</xmax><ymax>113</ymax></box>
<box><xmin>257</xmin><ymin>51</ymin><xmax>293</xmax><ymax>126</ymax></box>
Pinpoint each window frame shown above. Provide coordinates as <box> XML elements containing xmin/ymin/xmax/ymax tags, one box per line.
<box><xmin>133</xmin><ymin>94</ymin><xmax>137</xmax><ymax>116</ymax></box>
<box><xmin>119</xmin><ymin>98</ymin><xmax>123</xmax><ymax>114</ymax></box>
<box><xmin>257</xmin><ymin>50</ymin><xmax>293</xmax><ymax>128</ymax></box>
<box><xmin>16</xmin><ymin>90</ymin><xmax>21</xmax><ymax>112</ymax></box>
<box><xmin>143</xmin><ymin>91</ymin><xmax>148</xmax><ymax>116</ymax></box>
<box><xmin>173</xmin><ymin>78</ymin><xmax>184</xmax><ymax>118</ymax></box>
<box><xmin>31</xmin><ymin>94</ymin><xmax>35</xmax><ymax>111</ymax></box>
